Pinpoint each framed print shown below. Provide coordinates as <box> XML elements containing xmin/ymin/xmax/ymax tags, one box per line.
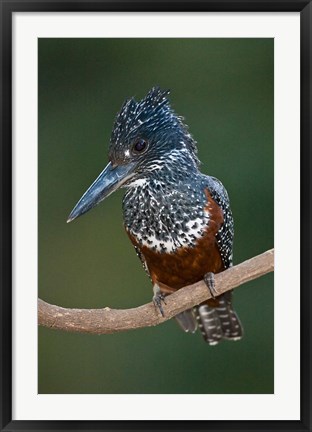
<box><xmin>1</xmin><ymin>1</ymin><xmax>311</xmax><ymax>431</ymax></box>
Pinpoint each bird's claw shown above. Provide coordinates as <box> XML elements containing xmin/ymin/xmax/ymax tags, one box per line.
<box><xmin>152</xmin><ymin>285</ymin><xmax>166</xmax><ymax>317</ymax></box>
<box><xmin>204</xmin><ymin>272</ymin><xmax>218</xmax><ymax>299</ymax></box>
<box><xmin>153</xmin><ymin>292</ymin><xmax>166</xmax><ymax>317</ymax></box>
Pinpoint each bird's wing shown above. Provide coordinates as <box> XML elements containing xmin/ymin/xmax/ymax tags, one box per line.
<box><xmin>204</xmin><ymin>176</ymin><xmax>234</xmax><ymax>269</ymax></box>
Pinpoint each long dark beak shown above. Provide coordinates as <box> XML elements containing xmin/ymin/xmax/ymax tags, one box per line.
<box><xmin>67</xmin><ymin>161</ymin><xmax>136</xmax><ymax>223</ymax></box>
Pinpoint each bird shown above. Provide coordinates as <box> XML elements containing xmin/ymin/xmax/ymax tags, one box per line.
<box><xmin>67</xmin><ymin>87</ymin><xmax>243</xmax><ymax>345</ymax></box>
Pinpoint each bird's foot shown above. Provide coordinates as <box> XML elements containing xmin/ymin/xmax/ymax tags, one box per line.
<box><xmin>204</xmin><ymin>272</ymin><xmax>218</xmax><ymax>299</ymax></box>
<box><xmin>152</xmin><ymin>284</ymin><xmax>166</xmax><ymax>317</ymax></box>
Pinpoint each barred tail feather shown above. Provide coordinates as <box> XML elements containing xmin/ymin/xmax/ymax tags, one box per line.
<box><xmin>194</xmin><ymin>304</ymin><xmax>223</xmax><ymax>345</ymax></box>
<box><xmin>215</xmin><ymin>291</ymin><xmax>243</xmax><ymax>341</ymax></box>
<box><xmin>194</xmin><ymin>291</ymin><xmax>243</xmax><ymax>345</ymax></box>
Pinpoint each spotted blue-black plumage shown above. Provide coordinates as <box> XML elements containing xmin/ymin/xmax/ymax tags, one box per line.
<box><xmin>68</xmin><ymin>86</ymin><xmax>243</xmax><ymax>345</ymax></box>
<box><xmin>109</xmin><ymin>87</ymin><xmax>200</xmax><ymax>171</ymax></box>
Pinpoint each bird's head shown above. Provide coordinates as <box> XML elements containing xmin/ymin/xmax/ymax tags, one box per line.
<box><xmin>67</xmin><ymin>87</ymin><xmax>199</xmax><ymax>222</ymax></box>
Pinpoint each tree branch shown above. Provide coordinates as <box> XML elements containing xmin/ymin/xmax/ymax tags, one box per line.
<box><xmin>38</xmin><ymin>248</ymin><xmax>274</xmax><ymax>335</ymax></box>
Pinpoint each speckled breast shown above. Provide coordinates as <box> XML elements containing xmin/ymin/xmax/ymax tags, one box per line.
<box><xmin>123</xmin><ymin>179</ymin><xmax>225</xmax><ymax>290</ymax></box>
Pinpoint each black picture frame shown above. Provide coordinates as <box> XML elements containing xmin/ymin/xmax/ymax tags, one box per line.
<box><xmin>1</xmin><ymin>1</ymin><xmax>311</xmax><ymax>431</ymax></box>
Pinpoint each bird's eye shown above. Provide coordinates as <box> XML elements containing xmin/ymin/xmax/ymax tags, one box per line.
<box><xmin>133</xmin><ymin>139</ymin><xmax>148</xmax><ymax>153</ymax></box>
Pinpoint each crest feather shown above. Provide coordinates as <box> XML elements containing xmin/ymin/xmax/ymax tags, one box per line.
<box><xmin>110</xmin><ymin>87</ymin><xmax>200</xmax><ymax>166</ymax></box>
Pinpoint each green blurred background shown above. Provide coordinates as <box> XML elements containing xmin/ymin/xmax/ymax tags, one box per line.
<box><xmin>38</xmin><ymin>38</ymin><xmax>274</xmax><ymax>394</ymax></box>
